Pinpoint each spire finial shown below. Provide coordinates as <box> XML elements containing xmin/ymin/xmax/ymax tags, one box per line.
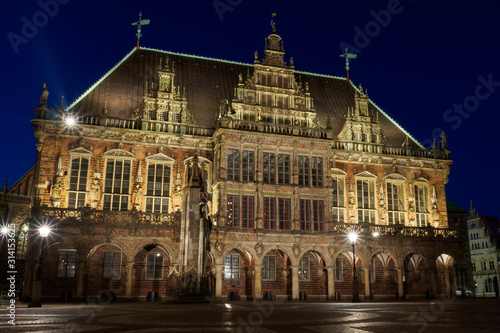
<box><xmin>339</xmin><ymin>47</ymin><xmax>357</xmax><ymax>81</ymax></box>
<box><xmin>132</xmin><ymin>12</ymin><xmax>150</xmax><ymax>50</ymax></box>
<box><xmin>271</xmin><ymin>13</ymin><xmax>277</xmax><ymax>33</ymax></box>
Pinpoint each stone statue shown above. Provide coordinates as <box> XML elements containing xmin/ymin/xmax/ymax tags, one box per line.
<box><xmin>89</xmin><ymin>178</ymin><xmax>101</xmax><ymax>208</ymax></box>
<box><xmin>39</xmin><ymin>83</ymin><xmax>49</xmax><ymax>107</ymax></box>
<box><xmin>132</xmin><ymin>184</ymin><xmax>143</xmax><ymax>208</ymax></box>
<box><xmin>51</xmin><ymin>177</ymin><xmax>63</xmax><ymax>207</ymax></box>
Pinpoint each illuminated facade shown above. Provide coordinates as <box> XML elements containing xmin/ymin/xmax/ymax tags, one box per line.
<box><xmin>20</xmin><ymin>26</ymin><xmax>465</xmax><ymax>302</ymax></box>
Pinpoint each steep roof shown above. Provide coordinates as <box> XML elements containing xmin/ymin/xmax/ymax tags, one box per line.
<box><xmin>67</xmin><ymin>47</ymin><xmax>422</xmax><ymax>149</ymax></box>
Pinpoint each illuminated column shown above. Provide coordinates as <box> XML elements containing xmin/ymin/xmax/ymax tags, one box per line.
<box><xmin>254</xmin><ymin>265</ymin><xmax>262</xmax><ymax>300</ymax></box>
<box><xmin>215</xmin><ymin>264</ymin><xmax>223</xmax><ymax>298</ymax></box>
<box><xmin>76</xmin><ymin>260</ymin><xmax>87</xmax><ymax>298</ymax></box>
<box><xmin>125</xmin><ymin>262</ymin><xmax>134</xmax><ymax>299</ymax></box>
<box><xmin>364</xmin><ymin>268</ymin><xmax>371</xmax><ymax>299</ymax></box>
<box><xmin>292</xmin><ymin>265</ymin><xmax>299</xmax><ymax>300</ymax></box>
<box><xmin>397</xmin><ymin>268</ymin><xmax>404</xmax><ymax>298</ymax></box>
<box><xmin>327</xmin><ymin>266</ymin><xmax>335</xmax><ymax>300</ymax></box>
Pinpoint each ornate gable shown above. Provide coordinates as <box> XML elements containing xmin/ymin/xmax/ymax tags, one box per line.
<box><xmin>338</xmin><ymin>84</ymin><xmax>387</xmax><ymax>147</ymax></box>
<box><xmin>104</xmin><ymin>149</ymin><xmax>135</xmax><ymax>158</ymax></box>
<box><xmin>146</xmin><ymin>152</ymin><xmax>175</xmax><ymax>162</ymax></box>
<box><xmin>137</xmin><ymin>56</ymin><xmax>195</xmax><ymax>125</ymax></box>
<box><xmin>354</xmin><ymin>170</ymin><xmax>377</xmax><ymax>178</ymax></box>
<box><xmin>221</xmin><ymin>24</ymin><xmax>319</xmax><ymax>130</ymax></box>
<box><xmin>68</xmin><ymin>147</ymin><xmax>92</xmax><ymax>156</ymax></box>
<box><xmin>385</xmin><ymin>173</ymin><xmax>406</xmax><ymax>180</ymax></box>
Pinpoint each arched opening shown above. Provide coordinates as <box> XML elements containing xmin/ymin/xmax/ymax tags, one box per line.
<box><xmin>260</xmin><ymin>249</ymin><xmax>291</xmax><ymax>301</ymax></box>
<box><xmin>297</xmin><ymin>250</ymin><xmax>328</xmax><ymax>301</ymax></box>
<box><xmin>133</xmin><ymin>243</ymin><xmax>171</xmax><ymax>301</ymax></box>
<box><xmin>436</xmin><ymin>254</ymin><xmax>456</xmax><ymax>298</ymax></box>
<box><xmin>403</xmin><ymin>253</ymin><xmax>429</xmax><ymax>299</ymax></box>
<box><xmin>369</xmin><ymin>251</ymin><xmax>398</xmax><ymax>299</ymax></box>
<box><xmin>334</xmin><ymin>250</ymin><xmax>365</xmax><ymax>300</ymax></box>
<box><xmin>222</xmin><ymin>247</ymin><xmax>253</xmax><ymax>301</ymax></box>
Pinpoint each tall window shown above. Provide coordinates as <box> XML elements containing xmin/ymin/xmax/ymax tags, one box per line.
<box><xmin>264</xmin><ymin>197</ymin><xmax>291</xmax><ymax>230</ymax></box>
<box><xmin>300</xmin><ymin>199</ymin><xmax>324</xmax><ymax>231</ymax></box>
<box><xmin>242</xmin><ymin>151</ymin><xmax>255</xmax><ymax>182</ymax></box>
<box><xmin>357</xmin><ymin>179</ymin><xmax>376</xmax><ymax>223</ymax></box>
<box><xmin>335</xmin><ymin>257</ymin><xmax>343</xmax><ymax>281</ymax></box>
<box><xmin>57</xmin><ymin>250</ymin><xmax>77</xmax><ymax>278</ymax></box>
<box><xmin>278</xmin><ymin>198</ymin><xmax>291</xmax><ymax>230</ymax></box>
<box><xmin>387</xmin><ymin>182</ymin><xmax>405</xmax><ymax>225</ymax></box>
<box><xmin>103</xmin><ymin>252</ymin><xmax>122</xmax><ymax>279</ymax></box>
<box><xmin>414</xmin><ymin>184</ymin><xmax>429</xmax><ymax>227</ymax></box>
<box><xmin>68</xmin><ymin>157</ymin><xmax>89</xmax><ymax>208</ymax></box>
<box><xmin>298</xmin><ymin>257</ymin><xmax>310</xmax><ymax>280</ymax></box>
<box><xmin>16</xmin><ymin>225</ymin><xmax>28</xmax><ymax>260</ymax></box>
<box><xmin>145</xmin><ymin>163</ymin><xmax>171</xmax><ymax>213</ymax></box>
<box><xmin>298</xmin><ymin>156</ymin><xmax>309</xmax><ymax>186</ymax></box>
<box><xmin>277</xmin><ymin>154</ymin><xmax>290</xmax><ymax>185</ymax></box>
<box><xmin>485</xmin><ymin>278</ymin><xmax>494</xmax><ymax>292</ymax></box>
<box><xmin>241</xmin><ymin>195</ymin><xmax>254</xmax><ymax>228</ymax></box>
<box><xmin>227</xmin><ymin>149</ymin><xmax>254</xmax><ymax>182</ymax></box>
<box><xmin>490</xmin><ymin>261</ymin><xmax>495</xmax><ymax>270</ymax></box>
<box><xmin>332</xmin><ymin>177</ymin><xmax>345</xmax><ymax>223</ymax></box>
<box><xmin>481</xmin><ymin>262</ymin><xmax>487</xmax><ymax>271</ymax></box>
<box><xmin>225</xmin><ymin>254</ymin><xmax>239</xmax><ymax>279</ymax></box>
<box><xmin>311</xmin><ymin>157</ymin><xmax>323</xmax><ymax>187</ymax></box>
<box><xmin>103</xmin><ymin>159</ymin><xmax>131</xmax><ymax>211</ymax></box>
<box><xmin>263</xmin><ymin>153</ymin><xmax>275</xmax><ymax>184</ymax></box>
<box><xmin>264</xmin><ymin>197</ymin><xmax>276</xmax><ymax>229</ymax></box>
<box><xmin>227</xmin><ymin>195</ymin><xmax>254</xmax><ymax>228</ymax></box>
<box><xmin>227</xmin><ymin>149</ymin><xmax>240</xmax><ymax>181</ymax></box>
<box><xmin>146</xmin><ymin>253</ymin><xmax>163</xmax><ymax>279</ymax></box>
<box><xmin>262</xmin><ymin>256</ymin><xmax>276</xmax><ymax>280</ymax></box>
<box><xmin>472</xmin><ymin>262</ymin><xmax>476</xmax><ymax>271</ymax></box>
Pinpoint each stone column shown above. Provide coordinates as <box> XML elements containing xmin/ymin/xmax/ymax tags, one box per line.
<box><xmin>444</xmin><ymin>265</ymin><xmax>451</xmax><ymax>298</ymax></box>
<box><xmin>460</xmin><ymin>270</ymin><xmax>467</xmax><ymax>295</ymax></box>
<box><xmin>327</xmin><ymin>266</ymin><xmax>335</xmax><ymax>300</ymax></box>
<box><xmin>254</xmin><ymin>264</ymin><xmax>262</xmax><ymax>300</ymax></box>
<box><xmin>397</xmin><ymin>268</ymin><xmax>404</xmax><ymax>299</ymax></box>
<box><xmin>292</xmin><ymin>265</ymin><xmax>299</xmax><ymax>300</ymax></box>
<box><xmin>429</xmin><ymin>264</ymin><xmax>437</xmax><ymax>297</ymax></box>
<box><xmin>76</xmin><ymin>260</ymin><xmax>87</xmax><ymax>299</ymax></box>
<box><xmin>364</xmin><ymin>268</ymin><xmax>371</xmax><ymax>299</ymax></box>
<box><xmin>125</xmin><ymin>262</ymin><xmax>134</xmax><ymax>299</ymax></box>
<box><xmin>215</xmin><ymin>264</ymin><xmax>223</xmax><ymax>298</ymax></box>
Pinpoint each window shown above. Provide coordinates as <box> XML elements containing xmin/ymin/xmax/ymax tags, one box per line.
<box><xmin>262</xmin><ymin>256</ymin><xmax>276</xmax><ymax>280</ymax></box>
<box><xmin>241</xmin><ymin>195</ymin><xmax>254</xmax><ymax>228</ymax></box>
<box><xmin>68</xmin><ymin>157</ymin><xmax>89</xmax><ymax>208</ymax></box>
<box><xmin>332</xmin><ymin>177</ymin><xmax>345</xmax><ymax>223</ymax></box>
<box><xmin>225</xmin><ymin>254</ymin><xmax>239</xmax><ymax>279</ymax></box>
<box><xmin>227</xmin><ymin>149</ymin><xmax>240</xmax><ymax>181</ymax></box>
<box><xmin>227</xmin><ymin>194</ymin><xmax>254</xmax><ymax>228</ymax></box>
<box><xmin>145</xmin><ymin>163</ymin><xmax>171</xmax><ymax>213</ymax></box>
<box><xmin>278</xmin><ymin>198</ymin><xmax>291</xmax><ymax>230</ymax></box>
<box><xmin>335</xmin><ymin>257</ymin><xmax>343</xmax><ymax>281</ymax></box>
<box><xmin>16</xmin><ymin>225</ymin><xmax>28</xmax><ymax>260</ymax></box>
<box><xmin>481</xmin><ymin>262</ymin><xmax>487</xmax><ymax>271</ymax></box>
<box><xmin>472</xmin><ymin>262</ymin><xmax>476</xmax><ymax>271</ymax></box>
<box><xmin>490</xmin><ymin>261</ymin><xmax>495</xmax><ymax>270</ymax></box>
<box><xmin>227</xmin><ymin>149</ymin><xmax>254</xmax><ymax>182</ymax></box>
<box><xmin>264</xmin><ymin>197</ymin><xmax>276</xmax><ymax>229</ymax></box>
<box><xmin>298</xmin><ymin>156</ymin><xmax>309</xmax><ymax>186</ymax></box>
<box><xmin>277</xmin><ymin>154</ymin><xmax>290</xmax><ymax>185</ymax></box>
<box><xmin>485</xmin><ymin>278</ymin><xmax>494</xmax><ymax>292</ymax></box>
<box><xmin>300</xmin><ymin>199</ymin><xmax>324</xmax><ymax>231</ymax></box>
<box><xmin>103</xmin><ymin>252</ymin><xmax>122</xmax><ymax>279</ymax></box>
<box><xmin>146</xmin><ymin>253</ymin><xmax>163</xmax><ymax>279</ymax></box>
<box><xmin>414</xmin><ymin>184</ymin><xmax>429</xmax><ymax>227</ymax></box>
<box><xmin>311</xmin><ymin>157</ymin><xmax>323</xmax><ymax>186</ymax></box>
<box><xmin>263</xmin><ymin>153</ymin><xmax>275</xmax><ymax>184</ymax></box>
<box><xmin>103</xmin><ymin>159</ymin><xmax>131</xmax><ymax>211</ymax></box>
<box><xmin>298</xmin><ymin>257</ymin><xmax>309</xmax><ymax>280</ymax></box>
<box><xmin>357</xmin><ymin>179</ymin><xmax>376</xmax><ymax>223</ymax></box>
<box><xmin>57</xmin><ymin>250</ymin><xmax>77</xmax><ymax>278</ymax></box>
<box><xmin>387</xmin><ymin>182</ymin><xmax>405</xmax><ymax>225</ymax></box>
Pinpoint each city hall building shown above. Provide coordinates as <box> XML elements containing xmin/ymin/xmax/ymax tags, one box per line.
<box><xmin>16</xmin><ymin>25</ymin><xmax>465</xmax><ymax>302</ymax></box>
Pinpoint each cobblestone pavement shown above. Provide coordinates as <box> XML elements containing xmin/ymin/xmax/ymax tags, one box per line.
<box><xmin>1</xmin><ymin>297</ymin><xmax>500</xmax><ymax>332</ymax></box>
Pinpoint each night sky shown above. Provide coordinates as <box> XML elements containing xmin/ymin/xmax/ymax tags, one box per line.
<box><xmin>1</xmin><ymin>0</ymin><xmax>499</xmax><ymax>217</ymax></box>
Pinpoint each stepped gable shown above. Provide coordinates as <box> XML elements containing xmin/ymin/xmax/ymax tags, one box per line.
<box><xmin>67</xmin><ymin>47</ymin><xmax>420</xmax><ymax>149</ymax></box>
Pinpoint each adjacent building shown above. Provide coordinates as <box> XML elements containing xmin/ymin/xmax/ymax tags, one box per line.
<box><xmin>467</xmin><ymin>205</ymin><xmax>500</xmax><ymax>297</ymax></box>
<box><xmin>15</xmin><ymin>25</ymin><xmax>465</xmax><ymax>302</ymax></box>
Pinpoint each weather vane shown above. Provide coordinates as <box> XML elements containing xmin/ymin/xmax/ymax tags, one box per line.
<box><xmin>132</xmin><ymin>12</ymin><xmax>150</xmax><ymax>50</ymax></box>
<box><xmin>339</xmin><ymin>47</ymin><xmax>357</xmax><ymax>81</ymax></box>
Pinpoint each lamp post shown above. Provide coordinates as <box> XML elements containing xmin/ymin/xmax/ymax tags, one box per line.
<box><xmin>28</xmin><ymin>226</ymin><xmax>50</xmax><ymax>307</ymax></box>
<box><xmin>348</xmin><ymin>232</ymin><xmax>361</xmax><ymax>302</ymax></box>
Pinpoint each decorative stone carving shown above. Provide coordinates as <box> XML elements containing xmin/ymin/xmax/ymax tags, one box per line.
<box><xmin>254</xmin><ymin>241</ymin><xmax>264</xmax><ymax>256</ymax></box>
<box><xmin>89</xmin><ymin>178</ymin><xmax>102</xmax><ymax>209</ymax></box>
<box><xmin>292</xmin><ymin>243</ymin><xmax>300</xmax><ymax>257</ymax></box>
<box><xmin>214</xmin><ymin>238</ymin><xmax>224</xmax><ymax>256</ymax></box>
<box><xmin>131</xmin><ymin>184</ymin><xmax>143</xmax><ymax>209</ymax></box>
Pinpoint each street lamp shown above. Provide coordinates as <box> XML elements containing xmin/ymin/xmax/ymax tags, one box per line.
<box><xmin>348</xmin><ymin>232</ymin><xmax>361</xmax><ymax>303</ymax></box>
<box><xmin>28</xmin><ymin>226</ymin><xmax>51</xmax><ymax>307</ymax></box>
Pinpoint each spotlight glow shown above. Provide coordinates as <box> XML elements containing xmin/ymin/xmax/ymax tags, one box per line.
<box><xmin>39</xmin><ymin>226</ymin><xmax>51</xmax><ymax>237</ymax></box>
<box><xmin>348</xmin><ymin>232</ymin><xmax>358</xmax><ymax>244</ymax></box>
<box><xmin>1</xmin><ymin>226</ymin><xmax>9</xmax><ymax>235</ymax></box>
<box><xmin>372</xmin><ymin>231</ymin><xmax>380</xmax><ymax>237</ymax></box>
<box><xmin>65</xmin><ymin>116</ymin><xmax>76</xmax><ymax>126</ymax></box>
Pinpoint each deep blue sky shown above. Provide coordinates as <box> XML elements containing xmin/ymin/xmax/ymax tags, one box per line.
<box><xmin>1</xmin><ymin>0</ymin><xmax>499</xmax><ymax>217</ymax></box>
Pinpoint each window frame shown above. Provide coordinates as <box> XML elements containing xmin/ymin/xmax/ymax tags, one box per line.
<box><xmin>67</xmin><ymin>151</ymin><xmax>92</xmax><ymax>209</ymax></box>
<box><xmin>414</xmin><ymin>182</ymin><xmax>430</xmax><ymax>227</ymax></box>
<box><xmin>386</xmin><ymin>180</ymin><xmax>406</xmax><ymax>225</ymax></box>
<box><xmin>145</xmin><ymin>160</ymin><xmax>173</xmax><ymax>213</ymax></box>
<box><xmin>103</xmin><ymin>157</ymin><xmax>133</xmax><ymax>211</ymax></box>
<box><xmin>332</xmin><ymin>176</ymin><xmax>346</xmax><ymax>223</ymax></box>
<box><xmin>145</xmin><ymin>253</ymin><xmax>164</xmax><ymax>280</ymax></box>
<box><xmin>224</xmin><ymin>254</ymin><xmax>239</xmax><ymax>279</ymax></box>
<box><xmin>103</xmin><ymin>251</ymin><xmax>122</xmax><ymax>279</ymax></box>
<box><xmin>262</xmin><ymin>255</ymin><xmax>276</xmax><ymax>280</ymax></box>
<box><xmin>56</xmin><ymin>249</ymin><xmax>77</xmax><ymax>278</ymax></box>
<box><xmin>356</xmin><ymin>178</ymin><xmax>377</xmax><ymax>223</ymax></box>
<box><xmin>298</xmin><ymin>256</ymin><xmax>310</xmax><ymax>281</ymax></box>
